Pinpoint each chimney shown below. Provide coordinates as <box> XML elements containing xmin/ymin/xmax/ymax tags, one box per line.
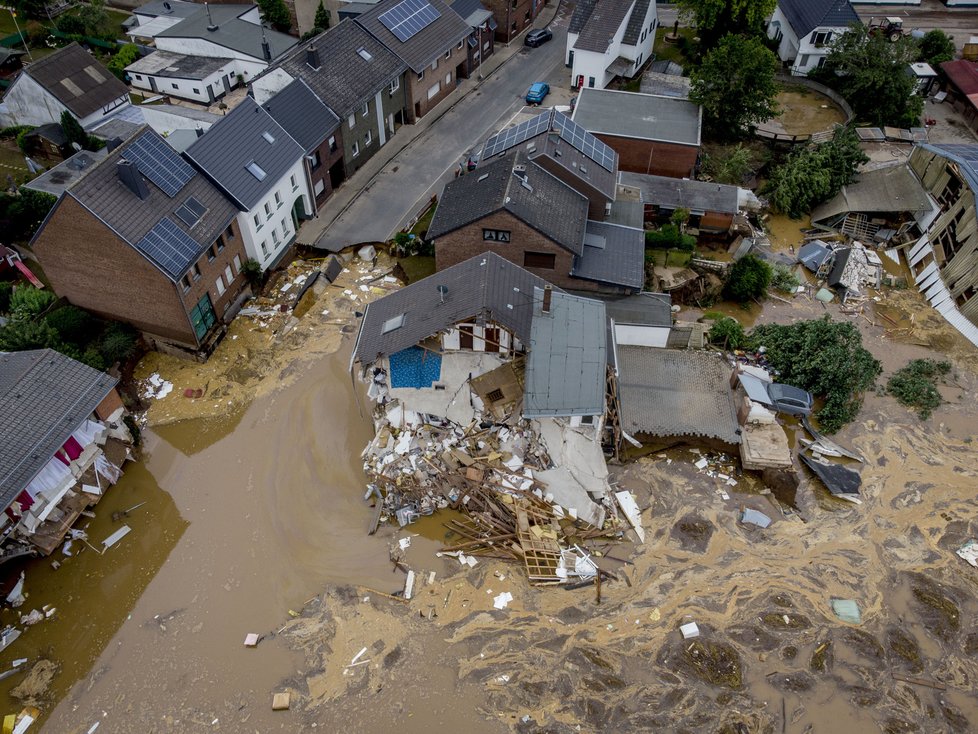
<box><xmin>205</xmin><ymin>2</ymin><xmax>218</xmax><ymax>31</ymax></box>
<box><xmin>306</xmin><ymin>46</ymin><xmax>320</xmax><ymax>69</ymax></box>
<box><xmin>106</xmin><ymin>137</ymin><xmax>123</xmax><ymax>153</ymax></box>
<box><xmin>117</xmin><ymin>160</ymin><xmax>149</xmax><ymax>200</ymax></box>
<box><xmin>261</xmin><ymin>25</ymin><xmax>272</xmax><ymax>61</ymax></box>
<box><xmin>195</xmin><ymin>126</ymin><xmax>204</xmax><ymax>138</ymax></box>
<box><xmin>542</xmin><ymin>285</ymin><xmax>552</xmax><ymax>314</ymax></box>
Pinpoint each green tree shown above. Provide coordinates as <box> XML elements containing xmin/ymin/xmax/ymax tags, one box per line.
<box><xmin>764</xmin><ymin>126</ymin><xmax>868</xmax><ymax>218</ymax></box>
<box><xmin>0</xmin><ymin>188</ymin><xmax>57</xmax><ymax>241</ymax></box>
<box><xmin>675</xmin><ymin>0</ymin><xmax>777</xmax><ymax>51</ymax></box>
<box><xmin>8</xmin><ymin>287</ymin><xmax>56</xmax><ymax>320</ymax></box>
<box><xmin>645</xmin><ymin>224</ymin><xmax>695</xmax><ymax>251</ymax></box>
<box><xmin>770</xmin><ymin>263</ymin><xmax>801</xmax><ymax>293</ymax></box>
<box><xmin>60</xmin><ymin>110</ymin><xmax>88</xmax><ymax>150</ymax></box>
<box><xmin>886</xmin><ymin>359</ymin><xmax>951</xmax><ymax>419</ymax></box>
<box><xmin>314</xmin><ymin>0</ymin><xmax>331</xmax><ymax>30</ymax></box>
<box><xmin>690</xmin><ymin>34</ymin><xmax>780</xmax><ymax>140</ymax></box>
<box><xmin>747</xmin><ymin>316</ymin><xmax>882</xmax><ymax>432</ymax></box>
<box><xmin>811</xmin><ymin>26</ymin><xmax>923</xmax><ymax>128</ymax></box>
<box><xmin>108</xmin><ymin>44</ymin><xmax>141</xmax><ymax>81</ymax></box>
<box><xmin>99</xmin><ymin>321</ymin><xmax>139</xmax><ymax>365</ymax></box>
<box><xmin>0</xmin><ymin>318</ymin><xmax>61</xmax><ymax>352</ymax></box>
<box><xmin>723</xmin><ymin>254</ymin><xmax>771</xmax><ymax>303</ymax></box>
<box><xmin>78</xmin><ymin>0</ymin><xmax>108</xmax><ymax>37</ymax></box>
<box><xmin>56</xmin><ymin>14</ymin><xmax>87</xmax><ymax>35</ymax></box>
<box><xmin>701</xmin><ymin>144</ymin><xmax>756</xmax><ymax>185</ymax></box>
<box><xmin>15</xmin><ymin>0</ymin><xmax>49</xmax><ymax>20</ymax></box>
<box><xmin>708</xmin><ymin>316</ymin><xmax>745</xmax><ymax>349</ymax></box>
<box><xmin>45</xmin><ymin>305</ymin><xmax>99</xmax><ymax>346</ymax></box>
<box><xmin>241</xmin><ymin>258</ymin><xmax>264</xmax><ymax>288</ymax></box>
<box><xmin>258</xmin><ymin>0</ymin><xmax>292</xmax><ymax>32</ymax></box>
<box><xmin>917</xmin><ymin>29</ymin><xmax>955</xmax><ymax>67</ymax></box>
<box><xmin>0</xmin><ymin>282</ymin><xmax>12</xmax><ymax>313</ymax></box>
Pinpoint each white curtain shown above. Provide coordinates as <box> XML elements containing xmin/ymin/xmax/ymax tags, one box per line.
<box><xmin>24</xmin><ymin>457</ymin><xmax>73</xmax><ymax>499</ymax></box>
<box><xmin>72</xmin><ymin>418</ymin><xmax>106</xmax><ymax>448</ymax></box>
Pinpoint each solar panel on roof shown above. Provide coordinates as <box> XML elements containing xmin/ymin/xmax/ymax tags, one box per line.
<box><xmin>481</xmin><ymin>111</ymin><xmax>551</xmax><ymax>159</ymax></box>
<box><xmin>122</xmin><ymin>133</ymin><xmax>195</xmax><ymax>198</ymax></box>
<box><xmin>134</xmin><ymin>216</ymin><xmax>206</xmax><ymax>280</ymax></box>
<box><xmin>379</xmin><ymin>0</ymin><xmax>441</xmax><ymax>43</ymax></box>
<box><xmin>552</xmin><ymin>111</ymin><xmax>616</xmax><ymax>172</ymax></box>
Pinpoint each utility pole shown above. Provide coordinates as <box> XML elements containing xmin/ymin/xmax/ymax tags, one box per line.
<box><xmin>3</xmin><ymin>7</ymin><xmax>32</xmax><ymax>62</ymax></box>
<box><xmin>477</xmin><ymin>23</ymin><xmax>483</xmax><ymax>80</ymax></box>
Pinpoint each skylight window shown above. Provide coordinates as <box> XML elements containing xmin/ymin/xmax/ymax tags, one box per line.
<box><xmin>357</xmin><ymin>46</ymin><xmax>373</xmax><ymax>61</ymax></box>
<box><xmin>245</xmin><ymin>161</ymin><xmax>267</xmax><ymax>181</ymax></box>
<box><xmin>382</xmin><ymin>314</ymin><xmax>405</xmax><ymax>334</ymax></box>
<box><xmin>262</xmin><ymin>131</ymin><xmax>275</xmax><ymax>144</ymax></box>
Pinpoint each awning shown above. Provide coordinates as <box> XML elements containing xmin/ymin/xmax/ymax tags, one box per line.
<box><xmin>607</xmin><ymin>56</ymin><xmax>633</xmax><ymax>77</ymax></box>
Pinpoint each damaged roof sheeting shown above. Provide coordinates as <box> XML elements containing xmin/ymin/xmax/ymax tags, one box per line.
<box><xmin>524</xmin><ymin>289</ymin><xmax>607</xmax><ymax>418</ymax></box>
<box><xmin>798</xmin><ymin>240</ymin><xmax>833</xmax><ymax>272</ymax></box>
<box><xmin>572</xmin><ymin>220</ymin><xmax>645</xmax><ymax>289</ymax></box>
<box><xmin>352</xmin><ymin>251</ymin><xmax>555</xmax><ymax>366</ymax></box>
<box><xmin>811</xmin><ymin>163</ymin><xmax>932</xmax><ymax>227</ymax></box>
<box><xmin>618</xmin><ymin>171</ymin><xmax>739</xmax><ymax>215</ymax></box>
<box><xmin>617</xmin><ymin>347</ymin><xmax>741</xmax><ymax>444</ymax></box>
<box><xmin>0</xmin><ymin>349</ymin><xmax>117</xmax><ymax>510</ymax></box>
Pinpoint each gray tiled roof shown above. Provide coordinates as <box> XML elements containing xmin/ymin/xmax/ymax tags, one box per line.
<box><xmin>261</xmin><ymin>78</ymin><xmax>340</xmax><ymax>153</ymax></box>
<box><xmin>0</xmin><ymin>349</ymin><xmax>117</xmax><ymax>508</ymax></box>
<box><xmin>126</xmin><ymin>50</ymin><xmax>232</xmax><ymax>80</ymax></box>
<box><xmin>605</xmin><ymin>291</ymin><xmax>672</xmax><ymax>326</ymax></box>
<box><xmin>134</xmin><ymin>0</ymin><xmax>199</xmax><ymax>19</ymax></box>
<box><xmin>356</xmin><ymin>0</ymin><xmax>471</xmax><ymax>73</ymax></box>
<box><xmin>573</xmin><ymin>0</ymin><xmax>635</xmax><ymax>54</ymax></box>
<box><xmin>533</xmin><ymin>130</ymin><xmax>617</xmax><ymax>204</ymax></box>
<box><xmin>810</xmin><ymin>163</ymin><xmax>930</xmax><ymax>224</ymax></box>
<box><xmin>524</xmin><ymin>290</ymin><xmax>606</xmax><ymax>417</ymax></box>
<box><xmin>572</xmin><ymin>220</ymin><xmax>644</xmax><ymax>289</ymax></box>
<box><xmin>66</xmin><ymin>127</ymin><xmax>237</xmax><ymax>281</ymax></box>
<box><xmin>185</xmin><ymin>96</ymin><xmax>304</xmax><ymax>211</ymax></box>
<box><xmin>617</xmin><ymin>347</ymin><xmax>740</xmax><ymax>443</ymax></box>
<box><xmin>568</xmin><ymin>0</ymin><xmax>597</xmax><ymax>34</ymax></box>
<box><xmin>449</xmin><ymin>0</ymin><xmax>491</xmax><ymax>27</ymax></box>
<box><xmin>157</xmin><ymin>5</ymin><xmax>298</xmax><ymax>61</ymax></box>
<box><xmin>619</xmin><ymin>172</ymin><xmax>739</xmax><ymax>215</ymax></box>
<box><xmin>273</xmin><ymin>22</ymin><xmax>406</xmax><ymax>117</ymax></box>
<box><xmin>352</xmin><ymin>251</ymin><xmax>556</xmax><ymax>365</ymax></box>
<box><xmin>622</xmin><ymin>0</ymin><xmax>650</xmax><ymax>46</ymax></box>
<box><xmin>23</xmin><ymin>43</ymin><xmax>128</xmax><ymax>120</ymax></box>
<box><xmin>778</xmin><ymin>0</ymin><xmax>859</xmax><ymax>38</ymax></box>
<box><xmin>573</xmin><ymin>88</ymin><xmax>701</xmax><ymax>146</ymax></box>
<box><xmin>428</xmin><ymin>152</ymin><xmax>588</xmax><ymax>255</ymax></box>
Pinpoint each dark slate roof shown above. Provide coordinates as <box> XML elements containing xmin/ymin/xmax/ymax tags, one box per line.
<box><xmin>617</xmin><ymin>347</ymin><xmax>740</xmax><ymax>443</ymax></box>
<box><xmin>427</xmin><ymin>152</ymin><xmax>588</xmax><ymax>255</ymax></box>
<box><xmin>573</xmin><ymin>88</ymin><xmax>701</xmax><ymax>145</ymax></box>
<box><xmin>524</xmin><ymin>290</ymin><xmax>606</xmax><ymax>417</ymax></box>
<box><xmin>356</xmin><ymin>0</ymin><xmax>471</xmax><ymax>73</ymax></box>
<box><xmin>29</xmin><ymin>123</ymin><xmax>67</xmax><ymax>146</ymax></box>
<box><xmin>778</xmin><ymin>0</ymin><xmax>859</xmax><ymax>38</ymax></box>
<box><xmin>185</xmin><ymin>96</ymin><xmax>304</xmax><ymax>211</ymax></box>
<box><xmin>352</xmin><ymin>251</ymin><xmax>555</xmax><ymax>365</ymax></box>
<box><xmin>449</xmin><ymin>0</ymin><xmax>491</xmax><ymax>26</ymax></box>
<box><xmin>619</xmin><ymin>172</ymin><xmax>739</xmax><ymax>214</ymax></box>
<box><xmin>23</xmin><ymin>43</ymin><xmax>128</xmax><ymax>120</ymax></box>
<box><xmin>532</xmin><ymin>130</ymin><xmax>617</xmax><ymax>204</ymax></box>
<box><xmin>573</xmin><ymin>220</ymin><xmax>644</xmax><ymax>289</ymax></box>
<box><xmin>273</xmin><ymin>21</ymin><xmax>406</xmax><ymax>117</ymax></box>
<box><xmin>573</xmin><ymin>0</ymin><xmax>635</xmax><ymax>54</ymax></box>
<box><xmin>568</xmin><ymin>0</ymin><xmax>598</xmax><ymax>34</ymax></box>
<box><xmin>156</xmin><ymin>4</ymin><xmax>298</xmax><ymax>61</ymax></box>
<box><xmin>798</xmin><ymin>240</ymin><xmax>832</xmax><ymax>272</ymax></box>
<box><xmin>134</xmin><ymin>0</ymin><xmax>199</xmax><ymax>19</ymax></box>
<box><xmin>65</xmin><ymin>127</ymin><xmax>237</xmax><ymax>282</ymax></box>
<box><xmin>622</xmin><ymin>0</ymin><xmax>650</xmax><ymax>46</ymax></box>
<box><xmin>0</xmin><ymin>349</ymin><xmax>117</xmax><ymax>507</ymax></box>
<box><xmin>126</xmin><ymin>50</ymin><xmax>232</xmax><ymax>80</ymax></box>
<box><xmin>261</xmin><ymin>78</ymin><xmax>340</xmax><ymax>153</ymax></box>
<box><xmin>605</xmin><ymin>291</ymin><xmax>672</xmax><ymax>326</ymax></box>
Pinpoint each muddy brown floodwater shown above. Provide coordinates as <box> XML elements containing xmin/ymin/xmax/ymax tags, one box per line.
<box><xmin>16</xmin><ymin>259</ymin><xmax>978</xmax><ymax>733</ymax></box>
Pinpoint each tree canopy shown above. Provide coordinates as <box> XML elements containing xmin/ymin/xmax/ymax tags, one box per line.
<box><xmin>811</xmin><ymin>26</ymin><xmax>923</xmax><ymax>128</ymax></box>
<box><xmin>917</xmin><ymin>29</ymin><xmax>955</xmax><ymax>67</ymax></box>
<box><xmin>258</xmin><ymin>0</ymin><xmax>292</xmax><ymax>32</ymax></box>
<box><xmin>747</xmin><ymin>316</ymin><xmax>882</xmax><ymax>433</ymax></box>
<box><xmin>764</xmin><ymin>125</ymin><xmax>868</xmax><ymax>218</ymax></box>
<box><xmin>723</xmin><ymin>254</ymin><xmax>771</xmax><ymax>303</ymax></box>
<box><xmin>314</xmin><ymin>1</ymin><xmax>331</xmax><ymax>31</ymax></box>
<box><xmin>690</xmin><ymin>34</ymin><xmax>780</xmax><ymax>140</ymax></box>
<box><xmin>675</xmin><ymin>0</ymin><xmax>776</xmax><ymax>50</ymax></box>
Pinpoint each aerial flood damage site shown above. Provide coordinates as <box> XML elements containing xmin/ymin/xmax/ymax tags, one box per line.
<box><xmin>2</xmin><ymin>0</ymin><xmax>978</xmax><ymax>731</ymax></box>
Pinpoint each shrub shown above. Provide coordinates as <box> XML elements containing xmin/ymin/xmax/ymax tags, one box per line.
<box><xmin>770</xmin><ymin>263</ymin><xmax>801</xmax><ymax>293</ymax></box>
<box><xmin>55</xmin><ymin>14</ymin><xmax>86</xmax><ymax>35</ymax></box>
<box><xmin>98</xmin><ymin>322</ymin><xmax>138</xmax><ymax>365</ymax></box>
<box><xmin>723</xmin><ymin>254</ymin><xmax>771</xmax><ymax>303</ymax></box>
<box><xmin>45</xmin><ymin>305</ymin><xmax>99</xmax><ymax>346</ymax></box>
<box><xmin>886</xmin><ymin>359</ymin><xmax>951</xmax><ymax>419</ymax></box>
<box><xmin>708</xmin><ymin>316</ymin><xmax>745</xmax><ymax>349</ymax></box>
<box><xmin>0</xmin><ymin>318</ymin><xmax>60</xmax><ymax>351</ymax></box>
<box><xmin>645</xmin><ymin>224</ymin><xmax>695</xmax><ymax>251</ymax></box>
<box><xmin>9</xmin><ymin>287</ymin><xmax>56</xmax><ymax>320</ymax></box>
<box><xmin>241</xmin><ymin>258</ymin><xmax>263</xmax><ymax>288</ymax></box>
<box><xmin>0</xmin><ymin>282</ymin><xmax>13</xmax><ymax>313</ymax></box>
<box><xmin>107</xmin><ymin>44</ymin><xmax>141</xmax><ymax>80</ymax></box>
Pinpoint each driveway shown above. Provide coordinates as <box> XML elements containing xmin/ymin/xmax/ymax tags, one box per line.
<box><xmin>311</xmin><ymin>14</ymin><xmax>571</xmax><ymax>251</ymax></box>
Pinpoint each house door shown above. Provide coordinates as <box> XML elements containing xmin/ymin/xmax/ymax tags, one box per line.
<box><xmin>459</xmin><ymin>324</ymin><xmax>474</xmax><ymax>349</ymax></box>
<box><xmin>484</xmin><ymin>327</ymin><xmax>499</xmax><ymax>352</ymax></box>
<box><xmin>291</xmin><ymin>197</ymin><xmax>304</xmax><ymax>227</ymax></box>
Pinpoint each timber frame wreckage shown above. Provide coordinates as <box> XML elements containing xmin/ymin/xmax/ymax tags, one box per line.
<box><xmin>349</xmin><ymin>252</ymin><xmax>806</xmax><ymax>589</ymax></box>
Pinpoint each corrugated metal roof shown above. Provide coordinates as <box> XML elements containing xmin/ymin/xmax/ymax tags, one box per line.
<box><xmin>778</xmin><ymin>0</ymin><xmax>859</xmax><ymax>38</ymax></box>
<box><xmin>573</xmin><ymin>0</ymin><xmax>634</xmax><ymax>54</ymax></box>
<box><xmin>353</xmin><ymin>251</ymin><xmax>557</xmax><ymax>365</ymax></box>
<box><xmin>619</xmin><ymin>171</ymin><xmax>739</xmax><ymax>214</ymax></box>
<box><xmin>919</xmin><ymin>142</ymin><xmax>978</xmax><ymax>194</ymax></box>
<box><xmin>261</xmin><ymin>78</ymin><xmax>340</xmax><ymax>153</ymax></box>
<box><xmin>185</xmin><ymin>97</ymin><xmax>305</xmax><ymax>211</ymax></box>
<box><xmin>0</xmin><ymin>349</ymin><xmax>117</xmax><ymax>507</ymax></box>
<box><xmin>22</xmin><ymin>43</ymin><xmax>128</xmax><ymax>120</ymax></box>
<box><xmin>524</xmin><ymin>290</ymin><xmax>606</xmax><ymax>417</ymax></box>
<box><xmin>572</xmin><ymin>220</ymin><xmax>645</xmax><ymax>289</ymax></box>
<box><xmin>572</xmin><ymin>88</ymin><xmax>701</xmax><ymax>146</ymax></box>
<box><xmin>617</xmin><ymin>347</ymin><xmax>740</xmax><ymax>443</ymax></box>
<box><xmin>356</xmin><ymin>0</ymin><xmax>471</xmax><ymax>73</ymax></box>
<box><xmin>811</xmin><ymin>163</ymin><xmax>931</xmax><ymax>224</ymax></box>
<box><xmin>604</xmin><ymin>291</ymin><xmax>672</xmax><ymax>326</ymax></box>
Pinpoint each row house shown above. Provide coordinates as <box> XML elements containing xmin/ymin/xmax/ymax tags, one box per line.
<box><xmin>31</xmin><ymin>127</ymin><xmax>249</xmax><ymax>355</ymax></box>
<box><xmin>449</xmin><ymin>0</ymin><xmax>497</xmax><ymax>78</ymax></box>
<box><xmin>482</xmin><ymin>0</ymin><xmax>545</xmax><ymax>42</ymax></box>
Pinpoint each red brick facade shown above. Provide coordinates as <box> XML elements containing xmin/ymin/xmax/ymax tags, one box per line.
<box><xmin>596</xmin><ymin>133</ymin><xmax>699</xmax><ymax>179</ymax></box>
<box><xmin>307</xmin><ymin>127</ymin><xmax>345</xmax><ymax>210</ymax></box>
<box><xmin>406</xmin><ymin>43</ymin><xmax>468</xmax><ymax>123</ymax></box>
<box><xmin>484</xmin><ymin>0</ymin><xmax>546</xmax><ymax>42</ymax></box>
<box><xmin>95</xmin><ymin>388</ymin><xmax>124</xmax><ymax>420</ymax></box>
<box><xmin>33</xmin><ymin>196</ymin><xmax>249</xmax><ymax>352</ymax></box>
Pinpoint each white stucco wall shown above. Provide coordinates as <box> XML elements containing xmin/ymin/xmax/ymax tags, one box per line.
<box><xmin>154</xmin><ymin>37</ymin><xmax>270</xmax><ymax>81</ymax></box>
<box><xmin>236</xmin><ymin>159</ymin><xmax>311</xmax><ymax>270</ymax></box>
<box><xmin>0</xmin><ymin>74</ymin><xmax>128</xmax><ymax>129</ymax></box>
<box><xmin>767</xmin><ymin>6</ymin><xmax>800</xmax><ymax>65</ymax></box>
<box><xmin>613</xmin><ymin>324</ymin><xmax>670</xmax><ymax>347</ymax></box>
<box><xmin>129</xmin><ymin>64</ymin><xmax>238</xmax><ymax>104</ymax></box>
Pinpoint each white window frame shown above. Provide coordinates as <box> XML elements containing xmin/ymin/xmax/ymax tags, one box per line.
<box><xmin>417</xmin><ymin>70</ymin><xmax>424</xmax><ymax>81</ymax></box>
<box><xmin>390</xmin><ymin>77</ymin><xmax>399</xmax><ymax>94</ymax></box>
<box><xmin>215</xmin><ymin>275</ymin><xmax>226</xmax><ymax>296</ymax></box>
<box><xmin>274</xmin><ymin>191</ymin><xmax>283</xmax><ymax>208</ymax></box>
<box><xmin>362</xmin><ymin>102</ymin><xmax>369</xmax><ymax>116</ymax></box>
<box><xmin>253</xmin><ymin>212</ymin><xmax>262</xmax><ymax>230</ymax></box>
<box><xmin>233</xmin><ymin>254</ymin><xmax>242</xmax><ymax>273</ymax></box>
<box><xmin>264</xmin><ymin>202</ymin><xmax>273</xmax><ymax>216</ymax></box>
<box><xmin>290</xmin><ymin>174</ymin><xmax>298</xmax><ymax>191</ymax></box>
<box><xmin>352</xmin><ymin>140</ymin><xmax>360</xmax><ymax>157</ymax></box>
<box><xmin>348</xmin><ymin>113</ymin><xmax>356</xmax><ymax>128</ymax></box>
<box><xmin>365</xmin><ymin>129</ymin><xmax>372</xmax><ymax>146</ymax></box>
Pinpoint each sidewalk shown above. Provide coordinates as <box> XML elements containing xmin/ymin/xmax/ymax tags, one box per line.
<box><xmin>299</xmin><ymin>0</ymin><xmax>567</xmax><ymax>251</ymax></box>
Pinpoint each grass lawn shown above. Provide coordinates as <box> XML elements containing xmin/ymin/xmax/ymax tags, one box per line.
<box><xmin>653</xmin><ymin>26</ymin><xmax>697</xmax><ymax>68</ymax></box>
<box><xmin>0</xmin><ymin>11</ymin><xmax>19</xmax><ymax>36</ymax></box>
<box><xmin>410</xmin><ymin>202</ymin><xmax>436</xmax><ymax>237</ymax></box>
<box><xmin>398</xmin><ymin>256</ymin><xmax>436</xmax><ymax>284</ymax></box>
<box><xmin>645</xmin><ymin>248</ymin><xmax>693</xmax><ymax>268</ymax></box>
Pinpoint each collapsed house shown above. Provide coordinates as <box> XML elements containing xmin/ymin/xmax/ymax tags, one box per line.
<box><xmin>798</xmin><ymin>240</ymin><xmax>883</xmax><ymax>301</ymax></box>
<box><xmin>350</xmin><ymin>252</ymin><xmax>641</xmax><ymax>582</ymax></box>
<box><xmin>0</xmin><ymin>349</ymin><xmax>132</xmax><ymax>557</ymax></box>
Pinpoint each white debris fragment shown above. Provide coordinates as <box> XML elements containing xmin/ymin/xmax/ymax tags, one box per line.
<box><xmin>493</xmin><ymin>591</ymin><xmax>514</xmax><ymax>610</ymax></box>
<box><xmin>142</xmin><ymin>373</ymin><xmax>173</xmax><ymax>400</ymax></box>
<box><xmin>680</xmin><ymin>622</ymin><xmax>700</xmax><ymax>639</ymax></box>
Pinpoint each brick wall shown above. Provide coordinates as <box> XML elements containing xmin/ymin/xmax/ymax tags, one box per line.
<box><xmin>597</xmin><ymin>133</ymin><xmax>698</xmax><ymax>179</ymax></box>
<box><xmin>308</xmin><ymin>127</ymin><xmax>345</xmax><ymax>207</ymax></box>
<box><xmin>434</xmin><ymin>211</ymin><xmax>605</xmax><ymax>292</ymax></box>
<box><xmin>405</xmin><ymin>43</ymin><xmax>467</xmax><ymax>123</ymax></box>
<box><xmin>95</xmin><ymin>388</ymin><xmax>124</xmax><ymax>421</ymax></box>
<box><xmin>484</xmin><ymin>0</ymin><xmax>542</xmax><ymax>42</ymax></box>
<box><xmin>531</xmin><ymin>155</ymin><xmax>610</xmax><ymax>219</ymax></box>
<box><xmin>176</xmin><ymin>216</ymin><xmax>249</xmax><ymax>327</ymax></box>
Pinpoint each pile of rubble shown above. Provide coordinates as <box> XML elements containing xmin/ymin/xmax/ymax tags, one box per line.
<box><xmin>361</xmin><ymin>402</ymin><xmax>639</xmax><ymax>585</ymax></box>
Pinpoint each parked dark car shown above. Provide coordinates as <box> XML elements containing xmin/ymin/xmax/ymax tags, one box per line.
<box><xmin>766</xmin><ymin>382</ymin><xmax>814</xmax><ymax>416</ymax></box>
<box><xmin>525</xmin><ymin>28</ymin><xmax>553</xmax><ymax>47</ymax></box>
